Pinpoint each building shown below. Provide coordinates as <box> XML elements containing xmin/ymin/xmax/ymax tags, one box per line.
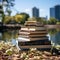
<box><xmin>55</xmin><ymin>5</ymin><xmax>60</xmax><ymax>20</ymax></box>
<box><xmin>50</xmin><ymin>8</ymin><xmax>55</xmax><ymax>18</ymax></box>
<box><xmin>50</xmin><ymin>5</ymin><xmax>60</xmax><ymax>20</ymax></box>
<box><xmin>32</xmin><ymin>7</ymin><xmax>39</xmax><ymax>17</ymax></box>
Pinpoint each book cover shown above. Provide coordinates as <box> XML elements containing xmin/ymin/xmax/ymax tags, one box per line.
<box><xmin>21</xmin><ymin>27</ymin><xmax>46</xmax><ymax>31</ymax></box>
<box><xmin>18</xmin><ymin>34</ymin><xmax>47</xmax><ymax>37</ymax></box>
<box><xmin>17</xmin><ymin>37</ymin><xmax>48</xmax><ymax>41</ymax></box>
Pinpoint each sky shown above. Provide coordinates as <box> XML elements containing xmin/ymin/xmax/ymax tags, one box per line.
<box><xmin>11</xmin><ymin>0</ymin><xmax>60</xmax><ymax>18</ymax></box>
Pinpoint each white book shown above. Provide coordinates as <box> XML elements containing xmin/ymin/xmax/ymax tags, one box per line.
<box><xmin>17</xmin><ymin>37</ymin><xmax>30</xmax><ymax>41</ymax></box>
<box><xmin>17</xmin><ymin>37</ymin><xmax>48</xmax><ymax>41</ymax></box>
<box><xmin>21</xmin><ymin>27</ymin><xmax>46</xmax><ymax>31</ymax></box>
<box><xmin>19</xmin><ymin>32</ymin><xmax>30</xmax><ymax>34</ymax></box>
<box><xmin>29</xmin><ymin>27</ymin><xmax>46</xmax><ymax>31</ymax></box>
<box><xmin>21</xmin><ymin>28</ymin><xmax>28</xmax><ymax>31</ymax></box>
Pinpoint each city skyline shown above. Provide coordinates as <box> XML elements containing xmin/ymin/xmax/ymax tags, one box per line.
<box><xmin>50</xmin><ymin>5</ymin><xmax>60</xmax><ymax>20</ymax></box>
<box><xmin>11</xmin><ymin>0</ymin><xmax>60</xmax><ymax>18</ymax></box>
<box><xmin>32</xmin><ymin>7</ymin><xmax>39</xmax><ymax>17</ymax></box>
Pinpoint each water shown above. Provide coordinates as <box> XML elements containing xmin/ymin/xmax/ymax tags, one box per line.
<box><xmin>0</xmin><ymin>29</ymin><xmax>19</xmax><ymax>45</ymax></box>
<box><xmin>0</xmin><ymin>28</ymin><xmax>60</xmax><ymax>46</ymax></box>
<box><xmin>48</xmin><ymin>29</ymin><xmax>60</xmax><ymax>46</ymax></box>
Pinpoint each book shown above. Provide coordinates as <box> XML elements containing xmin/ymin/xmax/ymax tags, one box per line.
<box><xmin>18</xmin><ymin>35</ymin><xmax>48</xmax><ymax>38</ymax></box>
<box><xmin>19</xmin><ymin>30</ymin><xmax>47</xmax><ymax>33</ymax></box>
<box><xmin>18</xmin><ymin>40</ymin><xmax>51</xmax><ymax>46</ymax></box>
<box><xmin>21</xmin><ymin>27</ymin><xmax>46</xmax><ymax>31</ymax></box>
<box><xmin>17</xmin><ymin>37</ymin><xmax>48</xmax><ymax>41</ymax></box>
<box><xmin>19</xmin><ymin>32</ymin><xmax>47</xmax><ymax>35</ymax></box>
<box><xmin>25</xmin><ymin>21</ymin><xmax>43</xmax><ymax>26</ymax></box>
<box><xmin>29</xmin><ymin>28</ymin><xmax>46</xmax><ymax>31</ymax></box>
<box><xmin>18</xmin><ymin>34</ymin><xmax>47</xmax><ymax>37</ymax></box>
<box><xmin>18</xmin><ymin>45</ymin><xmax>51</xmax><ymax>49</ymax></box>
<box><xmin>18</xmin><ymin>20</ymin><xmax>51</xmax><ymax>49</ymax></box>
<box><xmin>24</xmin><ymin>21</ymin><xmax>37</xmax><ymax>25</ymax></box>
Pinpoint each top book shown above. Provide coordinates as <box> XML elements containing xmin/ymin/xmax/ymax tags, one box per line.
<box><xmin>24</xmin><ymin>21</ymin><xmax>43</xmax><ymax>26</ymax></box>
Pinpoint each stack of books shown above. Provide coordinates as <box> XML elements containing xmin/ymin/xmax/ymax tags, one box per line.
<box><xmin>17</xmin><ymin>21</ymin><xmax>51</xmax><ymax>50</ymax></box>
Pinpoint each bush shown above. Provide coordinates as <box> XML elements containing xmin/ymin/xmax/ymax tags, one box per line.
<box><xmin>56</xmin><ymin>22</ymin><xmax>60</xmax><ymax>25</ymax></box>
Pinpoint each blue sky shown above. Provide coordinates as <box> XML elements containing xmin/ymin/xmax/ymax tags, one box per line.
<box><xmin>11</xmin><ymin>0</ymin><xmax>60</xmax><ymax>18</ymax></box>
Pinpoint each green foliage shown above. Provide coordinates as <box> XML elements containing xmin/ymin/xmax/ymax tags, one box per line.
<box><xmin>1</xmin><ymin>0</ymin><xmax>15</xmax><ymax>23</ymax></box>
<box><xmin>28</xmin><ymin>17</ymin><xmax>37</xmax><ymax>21</ymax></box>
<box><xmin>2</xmin><ymin>30</ymin><xmax>18</xmax><ymax>41</ymax></box>
<box><xmin>3</xmin><ymin>13</ymin><xmax>30</xmax><ymax>24</ymax></box>
<box><xmin>48</xmin><ymin>18</ymin><xmax>58</xmax><ymax>24</ymax></box>
<box><xmin>28</xmin><ymin>17</ymin><xmax>59</xmax><ymax>25</ymax></box>
<box><xmin>48</xmin><ymin>29</ymin><xmax>57</xmax><ymax>35</ymax></box>
<box><xmin>19</xmin><ymin>13</ymin><xmax>30</xmax><ymax>24</ymax></box>
<box><xmin>56</xmin><ymin>29</ymin><xmax>60</xmax><ymax>32</ymax></box>
<box><xmin>2</xmin><ymin>13</ymin><xmax>5</xmax><ymax>23</ymax></box>
<box><xmin>37</xmin><ymin>18</ymin><xmax>47</xmax><ymax>24</ymax></box>
<box><xmin>56</xmin><ymin>21</ymin><xmax>60</xmax><ymax>25</ymax></box>
<box><xmin>3</xmin><ymin>16</ymin><xmax>11</xmax><ymax>24</ymax></box>
<box><xmin>3</xmin><ymin>0</ymin><xmax>15</xmax><ymax>16</ymax></box>
<box><xmin>28</xmin><ymin>17</ymin><xmax>47</xmax><ymax>24</ymax></box>
<box><xmin>3</xmin><ymin>14</ymin><xmax>59</xmax><ymax>25</ymax></box>
<box><xmin>35</xmin><ymin>17</ymin><xmax>44</xmax><ymax>22</ymax></box>
<box><xmin>42</xmin><ymin>19</ymin><xmax>47</xmax><ymax>24</ymax></box>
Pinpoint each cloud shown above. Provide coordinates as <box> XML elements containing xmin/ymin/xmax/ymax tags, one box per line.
<box><xmin>24</xmin><ymin>8</ymin><xmax>31</xmax><ymax>13</ymax></box>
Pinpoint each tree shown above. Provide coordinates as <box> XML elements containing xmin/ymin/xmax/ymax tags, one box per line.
<box><xmin>4</xmin><ymin>16</ymin><xmax>10</xmax><ymax>23</ymax></box>
<box><xmin>19</xmin><ymin>13</ymin><xmax>30</xmax><ymax>24</ymax></box>
<box><xmin>3</xmin><ymin>0</ymin><xmax>15</xmax><ymax>16</ymax></box>
<box><xmin>28</xmin><ymin>17</ymin><xmax>37</xmax><ymax>21</ymax></box>
<box><xmin>3</xmin><ymin>13</ymin><xmax>30</xmax><ymax>24</ymax></box>
<box><xmin>48</xmin><ymin>18</ymin><xmax>57</xmax><ymax>24</ymax></box>
<box><xmin>4</xmin><ymin>16</ymin><xmax>16</xmax><ymax>24</ymax></box>
<box><xmin>48</xmin><ymin>29</ymin><xmax>57</xmax><ymax>35</ymax></box>
<box><xmin>36</xmin><ymin>17</ymin><xmax>47</xmax><ymax>24</ymax></box>
<box><xmin>6</xmin><ymin>9</ymin><xmax>12</xmax><ymax>16</ymax></box>
<box><xmin>14</xmin><ymin>14</ymin><xmax>23</xmax><ymax>23</ymax></box>
<box><xmin>28</xmin><ymin>17</ymin><xmax>47</xmax><ymax>24</ymax></box>
<box><xmin>56</xmin><ymin>22</ymin><xmax>60</xmax><ymax>25</ymax></box>
<box><xmin>0</xmin><ymin>0</ymin><xmax>15</xmax><ymax>24</ymax></box>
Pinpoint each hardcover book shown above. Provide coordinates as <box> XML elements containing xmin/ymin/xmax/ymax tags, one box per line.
<box><xmin>17</xmin><ymin>20</ymin><xmax>51</xmax><ymax>49</ymax></box>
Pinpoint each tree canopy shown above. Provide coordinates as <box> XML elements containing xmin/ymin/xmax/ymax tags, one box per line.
<box><xmin>3</xmin><ymin>13</ymin><xmax>30</xmax><ymax>24</ymax></box>
<box><xmin>47</xmin><ymin>18</ymin><xmax>58</xmax><ymax>24</ymax></box>
<box><xmin>18</xmin><ymin>13</ymin><xmax>30</xmax><ymax>24</ymax></box>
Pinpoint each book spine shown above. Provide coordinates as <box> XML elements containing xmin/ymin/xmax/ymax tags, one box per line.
<box><xmin>18</xmin><ymin>45</ymin><xmax>51</xmax><ymax>49</ymax></box>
